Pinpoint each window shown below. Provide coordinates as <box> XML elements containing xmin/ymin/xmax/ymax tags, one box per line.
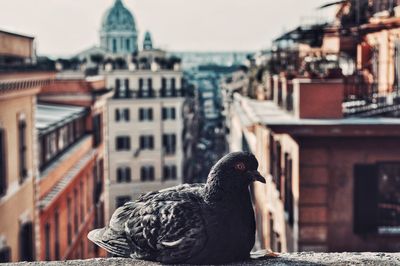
<box><xmin>283</xmin><ymin>153</ymin><xmax>294</xmax><ymax>226</ymax></box>
<box><xmin>117</xmin><ymin>167</ymin><xmax>131</xmax><ymax>183</ymax></box>
<box><xmin>0</xmin><ymin>245</ymin><xmax>11</xmax><ymax>263</ymax></box>
<box><xmin>67</xmin><ymin>197</ymin><xmax>72</xmax><ymax>245</ymax></box>
<box><xmin>54</xmin><ymin>210</ymin><xmax>60</xmax><ymax>260</ymax></box>
<box><xmin>74</xmin><ymin>188</ymin><xmax>78</xmax><ymax>235</ymax></box>
<box><xmin>115</xmin><ymin>108</ymin><xmax>130</xmax><ymax>122</ymax></box>
<box><xmin>394</xmin><ymin>40</ymin><xmax>400</xmax><ymax>91</ymax></box>
<box><xmin>115</xmin><ymin>79</ymin><xmax>120</xmax><ymax>97</ymax></box>
<box><xmin>116</xmin><ymin>196</ymin><xmax>131</xmax><ymax>208</ymax></box>
<box><xmin>269</xmin><ymin>137</ymin><xmax>282</xmax><ymax>194</ymax></box>
<box><xmin>162</xmin><ymin>107</ymin><xmax>176</xmax><ymax>120</ymax></box>
<box><xmin>19</xmin><ymin>222</ymin><xmax>34</xmax><ymax>261</ymax></box>
<box><xmin>18</xmin><ymin>118</ymin><xmax>27</xmax><ymax>183</ymax></box>
<box><xmin>354</xmin><ymin>162</ymin><xmax>400</xmax><ymax>235</ymax></box>
<box><xmin>93</xmin><ymin>114</ymin><xmax>102</xmax><ymax>147</ymax></box>
<box><xmin>139</xmin><ymin>135</ymin><xmax>154</xmax><ymax>150</ymax></box>
<box><xmin>141</xmin><ymin>166</ymin><xmax>155</xmax><ymax>182</ymax></box>
<box><xmin>80</xmin><ymin>181</ymin><xmax>84</xmax><ymax>223</ymax></box>
<box><xmin>126</xmin><ymin>39</ymin><xmax>130</xmax><ymax>51</ymax></box>
<box><xmin>163</xmin><ymin>165</ymin><xmax>177</xmax><ymax>181</ymax></box>
<box><xmin>163</xmin><ymin>134</ymin><xmax>176</xmax><ymax>155</ymax></box>
<box><xmin>0</xmin><ymin>129</ymin><xmax>6</xmax><ymax>197</ymax></box>
<box><xmin>138</xmin><ymin>78</ymin><xmax>153</xmax><ymax>98</ymax></box>
<box><xmin>45</xmin><ymin>223</ymin><xmax>51</xmax><ymax>261</ymax></box>
<box><xmin>161</xmin><ymin>78</ymin><xmax>176</xmax><ymax>97</ymax></box>
<box><xmin>139</xmin><ymin>108</ymin><xmax>153</xmax><ymax>121</ymax></box>
<box><xmin>116</xmin><ymin>136</ymin><xmax>130</xmax><ymax>151</ymax></box>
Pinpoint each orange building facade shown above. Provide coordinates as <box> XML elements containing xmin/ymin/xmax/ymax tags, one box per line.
<box><xmin>36</xmin><ymin>76</ymin><xmax>110</xmax><ymax>260</ymax></box>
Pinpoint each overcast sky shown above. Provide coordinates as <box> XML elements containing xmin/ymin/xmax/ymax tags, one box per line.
<box><xmin>0</xmin><ymin>0</ymin><xmax>336</xmax><ymax>57</ymax></box>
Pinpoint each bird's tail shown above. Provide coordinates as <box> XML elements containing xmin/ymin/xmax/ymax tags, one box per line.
<box><xmin>88</xmin><ymin>227</ymin><xmax>131</xmax><ymax>257</ymax></box>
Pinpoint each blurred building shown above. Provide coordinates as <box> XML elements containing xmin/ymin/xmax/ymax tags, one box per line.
<box><xmin>104</xmin><ymin>48</ymin><xmax>185</xmax><ymax>213</ymax></box>
<box><xmin>0</xmin><ymin>30</ymin><xmax>35</xmax><ymax>68</ymax></box>
<box><xmin>224</xmin><ymin>0</ymin><xmax>400</xmax><ymax>253</ymax></box>
<box><xmin>0</xmin><ymin>28</ymin><xmax>111</xmax><ymax>262</ymax></box>
<box><xmin>35</xmin><ymin>76</ymin><xmax>111</xmax><ymax>260</ymax></box>
<box><xmin>0</xmin><ymin>30</ymin><xmax>54</xmax><ymax>262</ymax></box>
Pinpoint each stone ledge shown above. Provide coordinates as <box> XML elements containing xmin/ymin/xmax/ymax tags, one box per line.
<box><xmin>6</xmin><ymin>253</ymin><xmax>400</xmax><ymax>266</ymax></box>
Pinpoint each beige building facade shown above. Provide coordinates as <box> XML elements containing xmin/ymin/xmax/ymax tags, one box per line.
<box><xmin>105</xmin><ymin>66</ymin><xmax>185</xmax><ymax>213</ymax></box>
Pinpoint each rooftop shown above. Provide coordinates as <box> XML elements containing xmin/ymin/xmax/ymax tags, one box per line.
<box><xmin>36</xmin><ymin>103</ymin><xmax>87</xmax><ymax>135</ymax></box>
<box><xmin>234</xmin><ymin>93</ymin><xmax>400</xmax><ymax>127</ymax></box>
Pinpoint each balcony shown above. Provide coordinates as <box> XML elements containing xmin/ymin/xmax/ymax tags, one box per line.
<box><xmin>113</xmin><ymin>88</ymin><xmax>185</xmax><ymax>99</ymax></box>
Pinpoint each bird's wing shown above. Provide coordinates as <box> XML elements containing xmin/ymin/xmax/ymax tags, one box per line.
<box><xmin>125</xmin><ymin>184</ymin><xmax>208</xmax><ymax>263</ymax></box>
<box><xmin>88</xmin><ymin>202</ymin><xmax>136</xmax><ymax>257</ymax></box>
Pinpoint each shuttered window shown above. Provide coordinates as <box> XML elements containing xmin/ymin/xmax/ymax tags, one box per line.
<box><xmin>0</xmin><ymin>129</ymin><xmax>6</xmax><ymax>197</ymax></box>
<box><xmin>0</xmin><ymin>246</ymin><xmax>11</xmax><ymax>263</ymax></box>
<box><xmin>19</xmin><ymin>222</ymin><xmax>34</xmax><ymax>261</ymax></box>
<box><xmin>117</xmin><ymin>167</ymin><xmax>131</xmax><ymax>183</ymax></box>
<box><xmin>18</xmin><ymin>120</ymin><xmax>27</xmax><ymax>183</ymax></box>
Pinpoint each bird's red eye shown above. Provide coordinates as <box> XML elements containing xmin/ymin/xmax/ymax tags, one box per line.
<box><xmin>235</xmin><ymin>162</ymin><xmax>246</xmax><ymax>171</ymax></box>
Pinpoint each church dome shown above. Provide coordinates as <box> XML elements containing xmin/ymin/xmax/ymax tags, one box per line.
<box><xmin>101</xmin><ymin>0</ymin><xmax>136</xmax><ymax>33</ymax></box>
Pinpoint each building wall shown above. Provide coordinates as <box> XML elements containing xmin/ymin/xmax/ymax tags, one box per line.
<box><xmin>299</xmin><ymin>137</ymin><xmax>400</xmax><ymax>252</ymax></box>
<box><xmin>107</xmin><ymin>97</ymin><xmax>184</xmax><ymax>213</ymax></box>
<box><xmin>0</xmin><ymin>90</ymin><xmax>37</xmax><ymax>261</ymax></box>
<box><xmin>106</xmin><ymin>69</ymin><xmax>185</xmax><ymax>213</ymax></box>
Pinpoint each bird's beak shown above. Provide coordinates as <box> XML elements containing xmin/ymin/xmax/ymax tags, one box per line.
<box><xmin>248</xmin><ymin>170</ymin><xmax>266</xmax><ymax>183</ymax></box>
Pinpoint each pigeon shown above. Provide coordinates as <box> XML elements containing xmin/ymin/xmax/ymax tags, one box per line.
<box><xmin>88</xmin><ymin>151</ymin><xmax>272</xmax><ymax>264</ymax></box>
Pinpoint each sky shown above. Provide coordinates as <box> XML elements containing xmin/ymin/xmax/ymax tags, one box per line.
<box><xmin>0</xmin><ymin>0</ymin><xmax>336</xmax><ymax>57</ymax></box>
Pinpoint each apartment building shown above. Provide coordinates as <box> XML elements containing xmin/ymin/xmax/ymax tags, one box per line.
<box><xmin>36</xmin><ymin>76</ymin><xmax>110</xmax><ymax>260</ymax></box>
<box><xmin>105</xmin><ymin>53</ymin><xmax>185</xmax><ymax>212</ymax></box>
<box><xmin>226</xmin><ymin>79</ymin><xmax>400</xmax><ymax>252</ymax></box>
<box><xmin>0</xmin><ymin>30</ymin><xmax>54</xmax><ymax>262</ymax></box>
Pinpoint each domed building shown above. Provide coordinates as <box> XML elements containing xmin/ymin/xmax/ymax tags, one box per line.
<box><xmin>100</xmin><ymin>0</ymin><xmax>138</xmax><ymax>55</ymax></box>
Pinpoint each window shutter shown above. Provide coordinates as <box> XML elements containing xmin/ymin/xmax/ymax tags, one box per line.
<box><xmin>148</xmin><ymin>78</ymin><xmax>152</xmax><ymax>89</ymax></box>
<box><xmin>125</xmin><ymin>79</ymin><xmax>130</xmax><ymax>90</ymax></box>
<box><xmin>171</xmin><ymin>108</ymin><xmax>176</xmax><ymax>119</ymax></box>
<box><xmin>139</xmin><ymin>78</ymin><xmax>143</xmax><ymax>89</ymax></box>
<box><xmin>139</xmin><ymin>109</ymin><xmax>144</xmax><ymax>121</ymax></box>
<box><xmin>140</xmin><ymin>136</ymin><xmax>144</xmax><ymax>149</ymax></box>
<box><xmin>148</xmin><ymin>109</ymin><xmax>153</xmax><ymax>120</ymax></box>
<box><xmin>171</xmin><ymin>78</ymin><xmax>176</xmax><ymax>89</ymax></box>
<box><xmin>126</xmin><ymin>168</ymin><xmax>131</xmax><ymax>182</ymax></box>
<box><xmin>149</xmin><ymin>136</ymin><xmax>154</xmax><ymax>149</ymax></box>
<box><xmin>115</xmin><ymin>109</ymin><xmax>120</xmax><ymax>121</ymax></box>
<box><xmin>162</xmin><ymin>78</ymin><xmax>166</xmax><ymax>89</ymax></box>
<box><xmin>140</xmin><ymin>167</ymin><xmax>145</xmax><ymax>181</ymax></box>
<box><xmin>172</xmin><ymin>166</ymin><xmax>177</xmax><ymax>179</ymax></box>
<box><xmin>150</xmin><ymin>167</ymin><xmax>154</xmax><ymax>180</ymax></box>
<box><xmin>116</xmin><ymin>137</ymin><xmax>121</xmax><ymax>150</ymax></box>
<box><xmin>124</xmin><ymin>109</ymin><xmax>130</xmax><ymax>121</ymax></box>
<box><xmin>0</xmin><ymin>129</ymin><xmax>6</xmax><ymax>197</ymax></box>
<box><xmin>162</xmin><ymin>108</ymin><xmax>167</xmax><ymax>120</ymax></box>
<box><xmin>353</xmin><ymin>164</ymin><xmax>378</xmax><ymax>234</ymax></box>
<box><xmin>126</xmin><ymin>137</ymin><xmax>131</xmax><ymax>150</ymax></box>
<box><xmin>117</xmin><ymin>168</ymin><xmax>122</xmax><ymax>182</ymax></box>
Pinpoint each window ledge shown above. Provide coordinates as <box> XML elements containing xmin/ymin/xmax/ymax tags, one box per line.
<box><xmin>7</xmin><ymin>253</ymin><xmax>400</xmax><ymax>265</ymax></box>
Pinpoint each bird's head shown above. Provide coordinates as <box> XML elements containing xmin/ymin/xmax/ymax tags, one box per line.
<box><xmin>207</xmin><ymin>152</ymin><xmax>266</xmax><ymax>189</ymax></box>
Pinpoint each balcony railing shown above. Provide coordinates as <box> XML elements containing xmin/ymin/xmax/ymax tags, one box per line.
<box><xmin>113</xmin><ymin>88</ymin><xmax>186</xmax><ymax>99</ymax></box>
